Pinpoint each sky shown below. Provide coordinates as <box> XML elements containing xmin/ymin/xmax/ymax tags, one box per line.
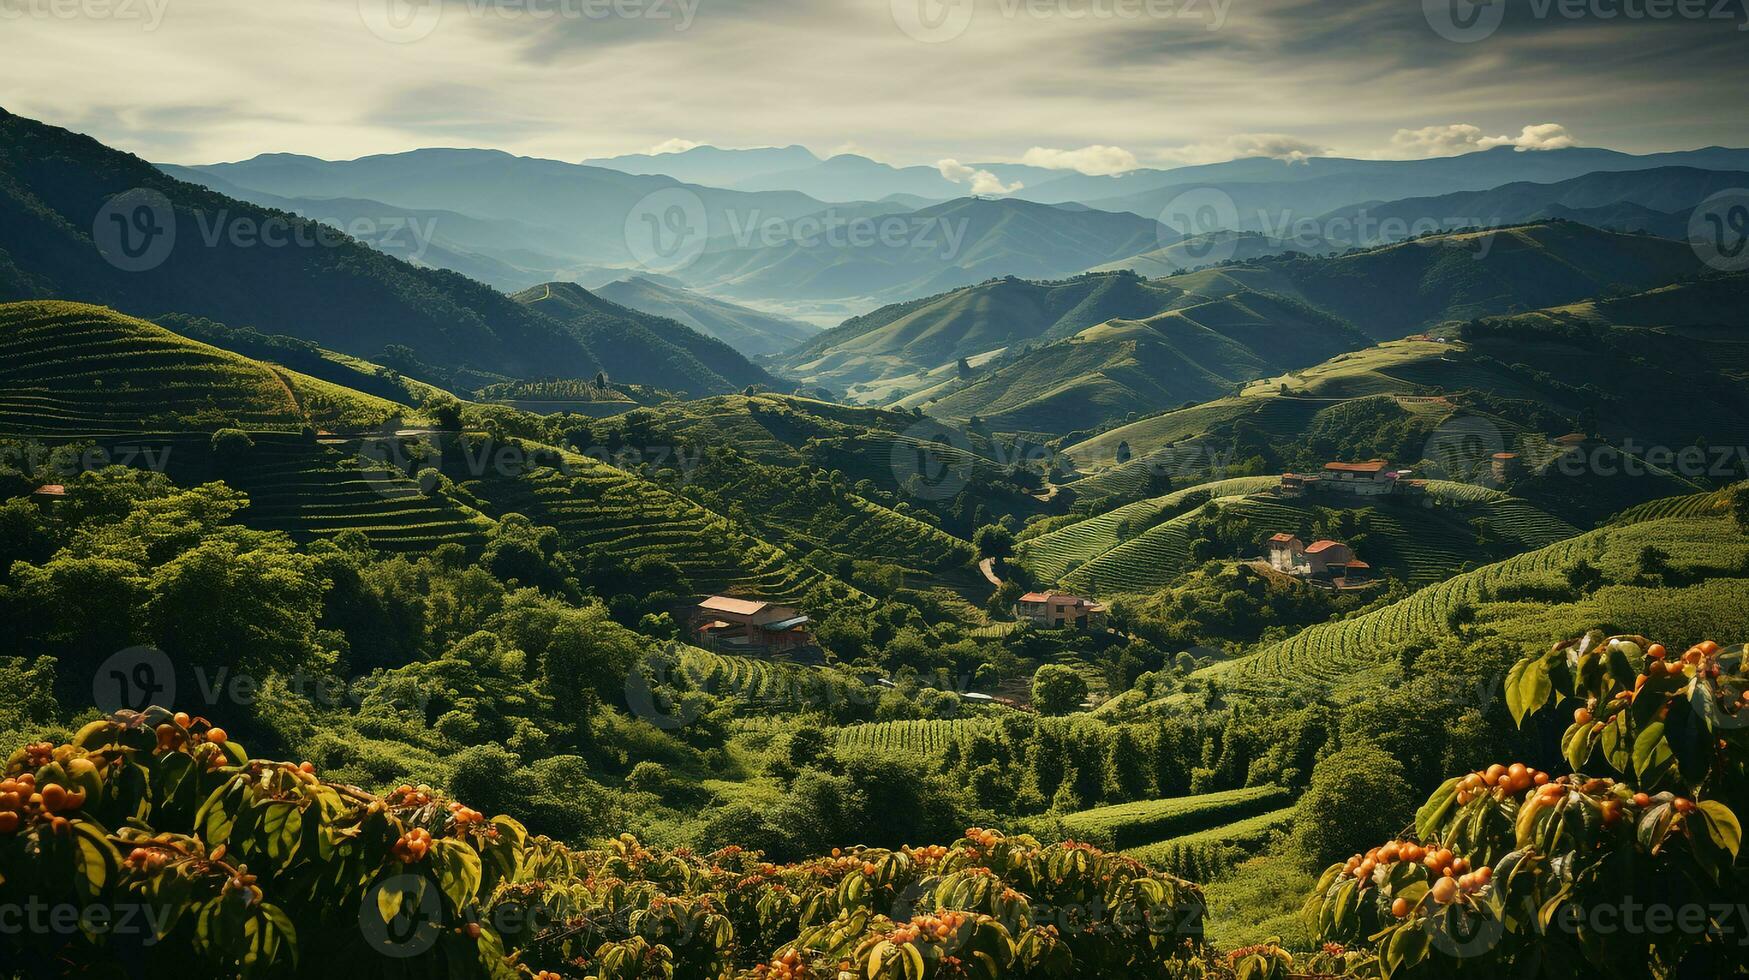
<box><xmin>2</xmin><ymin>0</ymin><xmax>1746</xmax><ymax>170</ymax></box>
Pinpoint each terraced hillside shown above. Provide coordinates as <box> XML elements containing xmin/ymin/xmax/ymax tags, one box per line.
<box><xmin>223</xmin><ymin>434</ymin><xmax>496</xmax><ymax>551</ymax></box>
<box><xmin>437</xmin><ymin>437</ymin><xmax>871</xmax><ymax>611</ymax></box>
<box><xmin>0</xmin><ymin>300</ymin><xmax>425</xmax><ymax>435</ymax></box>
<box><xmin>1201</xmin><ymin>484</ymin><xmax>1749</xmax><ymax>698</ymax></box>
<box><xmin>1016</xmin><ymin>477</ymin><xmax>1279</xmax><ymax>583</ymax></box>
<box><xmin>1021</xmin><ymin>477</ymin><xmax>1578</xmax><ymax>596</ymax></box>
<box><xmin>1054</xmin><ymin>784</ymin><xmax>1292</xmax><ymax>851</ymax></box>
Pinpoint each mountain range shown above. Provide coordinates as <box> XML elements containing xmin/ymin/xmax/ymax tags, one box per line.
<box><xmin>0</xmin><ymin>108</ymin><xmax>774</xmax><ymax>396</ymax></box>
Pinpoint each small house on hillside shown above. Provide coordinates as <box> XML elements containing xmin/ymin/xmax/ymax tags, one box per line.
<box><xmin>1266</xmin><ymin>533</ymin><xmax>1305</xmax><ymax>572</ymax></box>
<box><xmin>1015</xmin><ymin>592</ymin><xmax>1107</xmax><ymax>629</ymax></box>
<box><xmin>1303</xmin><ymin>539</ymin><xmax>1353</xmax><ymax>576</ymax></box>
<box><xmin>1321</xmin><ymin>460</ymin><xmax>1398</xmax><ymax>496</ymax></box>
<box><xmin>1278</xmin><ymin>473</ymin><xmax>1319</xmax><ymax>498</ymax></box>
<box><xmin>691</xmin><ymin>596</ymin><xmax>814</xmax><ymax>653</ymax></box>
<box><xmin>1261</xmin><ymin>533</ymin><xmax>1373</xmax><ymax>589</ymax></box>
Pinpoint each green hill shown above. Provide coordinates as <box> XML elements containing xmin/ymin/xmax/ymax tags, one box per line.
<box><xmin>593</xmin><ymin>276</ymin><xmax>817</xmax><ymax>357</ymax></box>
<box><xmin>0</xmin><ymin>300</ymin><xmax>406</xmax><ymax>436</ymax></box>
<box><xmin>777</xmin><ymin>222</ymin><xmax>1702</xmax><ymax>414</ymax></box>
<box><xmin>771</xmin><ymin>272</ymin><xmax>1186</xmax><ymax>402</ymax></box>
<box><xmin>510</xmin><ymin>281</ymin><xmax>776</xmax><ymax>394</ymax></box>
<box><xmin>1017</xmin><ymin>474</ymin><xmax>1580</xmax><ymax>596</ymax></box>
<box><xmin>1197</xmin><ymin>483</ymin><xmax>1749</xmax><ymax>700</ymax></box>
<box><xmin>908</xmin><ymin>291</ymin><xmax>1369</xmax><ymax>435</ymax></box>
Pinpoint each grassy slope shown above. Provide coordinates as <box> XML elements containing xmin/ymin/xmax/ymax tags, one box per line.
<box><xmin>1018</xmin><ymin>475</ymin><xmax>1578</xmax><ymax>596</ymax></box>
<box><xmin>909</xmin><ymin>292</ymin><xmax>1368</xmax><ymax>435</ymax></box>
<box><xmin>1200</xmin><ymin>485</ymin><xmax>1749</xmax><ymax>698</ymax></box>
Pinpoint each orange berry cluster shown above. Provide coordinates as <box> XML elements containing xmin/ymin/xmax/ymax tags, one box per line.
<box><xmin>751</xmin><ymin>949</ymin><xmax>812</xmax><ymax>980</ymax></box>
<box><xmin>448</xmin><ymin>800</ymin><xmax>486</xmax><ymax>828</ymax></box>
<box><xmin>904</xmin><ymin>844</ymin><xmax>950</xmax><ymax>868</ymax></box>
<box><xmin>393</xmin><ymin>827</ymin><xmax>434</xmax><ymax>863</ymax></box>
<box><xmin>965</xmin><ymin>827</ymin><xmax>1003</xmax><ymax>849</ymax></box>
<box><xmin>125</xmin><ymin>847</ymin><xmax>173</xmax><ymax>872</ymax></box>
<box><xmin>1455</xmin><ymin>762</ymin><xmax>1549</xmax><ymax>804</ymax></box>
<box><xmin>889</xmin><ymin>911</ymin><xmax>968</xmax><ymax>946</ymax></box>
<box><xmin>0</xmin><ymin>773</ymin><xmax>85</xmax><ymax>835</ymax></box>
<box><xmin>391</xmin><ymin>784</ymin><xmax>436</xmax><ymax>807</ymax></box>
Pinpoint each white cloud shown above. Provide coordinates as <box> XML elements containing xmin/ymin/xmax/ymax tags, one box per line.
<box><xmin>937</xmin><ymin>159</ymin><xmax>1023</xmax><ymax>195</ymax></box>
<box><xmin>647</xmin><ymin>138</ymin><xmax>703</xmax><ymax>155</ymax></box>
<box><xmin>1388</xmin><ymin>123</ymin><xmax>1578</xmax><ymax>158</ymax></box>
<box><xmin>1160</xmin><ymin>134</ymin><xmax>1329</xmax><ymax>166</ymax></box>
<box><xmin>1019</xmin><ymin>145</ymin><xmax>1140</xmax><ymax>176</ymax></box>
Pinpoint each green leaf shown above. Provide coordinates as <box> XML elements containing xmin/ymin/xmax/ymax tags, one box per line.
<box><xmin>430</xmin><ymin>838</ymin><xmax>483</xmax><ymax>912</ymax></box>
<box><xmin>1697</xmin><ymin>800</ymin><xmax>1742</xmax><ymax>859</ymax></box>
<box><xmin>1415</xmin><ymin>778</ymin><xmax>1461</xmax><ymax>841</ymax></box>
<box><xmin>1505</xmin><ymin>658</ymin><xmax>1550</xmax><ymax>727</ymax></box>
<box><xmin>1631</xmin><ymin>721</ymin><xmax>1676</xmax><ymax>787</ymax></box>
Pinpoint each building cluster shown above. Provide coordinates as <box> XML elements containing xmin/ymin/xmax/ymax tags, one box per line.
<box><xmin>1264</xmin><ymin>534</ymin><xmax>1373</xmax><ymax>591</ymax></box>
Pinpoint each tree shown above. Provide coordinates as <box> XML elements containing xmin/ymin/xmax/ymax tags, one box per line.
<box><xmin>973</xmin><ymin>523</ymin><xmax>1014</xmax><ymax>565</ymax></box>
<box><xmin>1032</xmin><ymin>664</ymin><xmax>1089</xmax><ymax>716</ymax></box>
<box><xmin>1292</xmin><ymin>742</ymin><xmax>1414</xmax><ymax>869</ymax></box>
<box><xmin>1115</xmin><ymin>441</ymin><xmax>1132</xmax><ymax>465</ymax></box>
<box><xmin>1104</xmin><ymin>726</ymin><xmax>1151</xmax><ymax>802</ymax></box>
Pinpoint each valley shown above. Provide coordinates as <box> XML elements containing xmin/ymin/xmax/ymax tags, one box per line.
<box><xmin>3</xmin><ymin>90</ymin><xmax>1749</xmax><ymax>980</ymax></box>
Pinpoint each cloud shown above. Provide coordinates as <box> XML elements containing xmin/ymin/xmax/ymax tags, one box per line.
<box><xmin>1161</xmin><ymin>134</ymin><xmax>1330</xmax><ymax>166</ymax></box>
<box><xmin>647</xmin><ymin>138</ymin><xmax>703</xmax><ymax>154</ymax></box>
<box><xmin>1388</xmin><ymin>123</ymin><xmax>1578</xmax><ymax>158</ymax></box>
<box><xmin>937</xmin><ymin>159</ymin><xmax>1023</xmax><ymax>195</ymax></box>
<box><xmin>1019</xmin><ymin>145</ymin><xmax>1140</xmax><ymax>176</ymax></box>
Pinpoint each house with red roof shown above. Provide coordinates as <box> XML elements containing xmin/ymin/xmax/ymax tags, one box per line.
<box><xmin>1014</xmin><ymin>592</ymin><xmax>1107</xmax><ymax>629</ymax></box>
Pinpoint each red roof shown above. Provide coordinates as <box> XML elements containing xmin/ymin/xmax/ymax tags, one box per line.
<box><xmin>33</xmin><ymin>484</ymin><xmax>66</xmax><ymax>496</ymax></box>
<box><xmin>1324</xmin><ymin>460</ymin><xmax>1390</xmax><ymax>474</ymax></box>
<box><xmin>1492</xmin><ymin>452</ymin><xmax>1519</xmax><ymax>460</ymax></box>
<box><xmin>1268</xmin><ymin>533</ymin><xmax>1299</xmax><ymax>544</ymax></box>
<box><xmin>1305</xmin><ymin>539</ymin><xmax>1348</xmax><ymax>554</ymax></box>
<box><xmin>1344</xmin><ymin>559</ymin><xmax>1371</xmax><ymax>569</ymax></box>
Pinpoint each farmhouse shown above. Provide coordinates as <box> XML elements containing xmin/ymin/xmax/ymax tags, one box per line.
<box><xmin>1266</xmin><ymin>533</ymin><xmax>1304</xmax><ymax>572</ymax></box>
<box><xmin>691</xmin><ymin>596</ymin><xmax>815</xmax><ymax>653</ymax></box>
<box><xmin>1015</xmin><ymin>592</ymin><xmax>1107</xmax><ymax>629</ymax></box>
<box><xmin>1320</xmin><ymin>460</ymin><xmax>1398</xmax><ymax>496</ymax></box>
<box><xmin>1261</xmin><ymin>534</ymin><xmax>1373</xmax><ymax>589</ymax></box>
<box><xmin>30</xmin><ymin>484</ymin><xmax>66</xmax><ymax>511</ymax></box>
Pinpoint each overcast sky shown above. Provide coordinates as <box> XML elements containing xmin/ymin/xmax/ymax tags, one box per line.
<box><xmin>3</xmin><ymin>0</ymin><xmax>1745</xmax><ymax>170</ymax></box>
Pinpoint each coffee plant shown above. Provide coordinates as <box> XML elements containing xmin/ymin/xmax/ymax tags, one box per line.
<box><xmin>1304</xmin><ymin>634</ymin><xmax>1746</xmax><ymax>978</ymax></box>
<box><xmin>0</xmin><ymin>708</ymin><xmax>1210</xmax><ymax>979</ymax></box>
